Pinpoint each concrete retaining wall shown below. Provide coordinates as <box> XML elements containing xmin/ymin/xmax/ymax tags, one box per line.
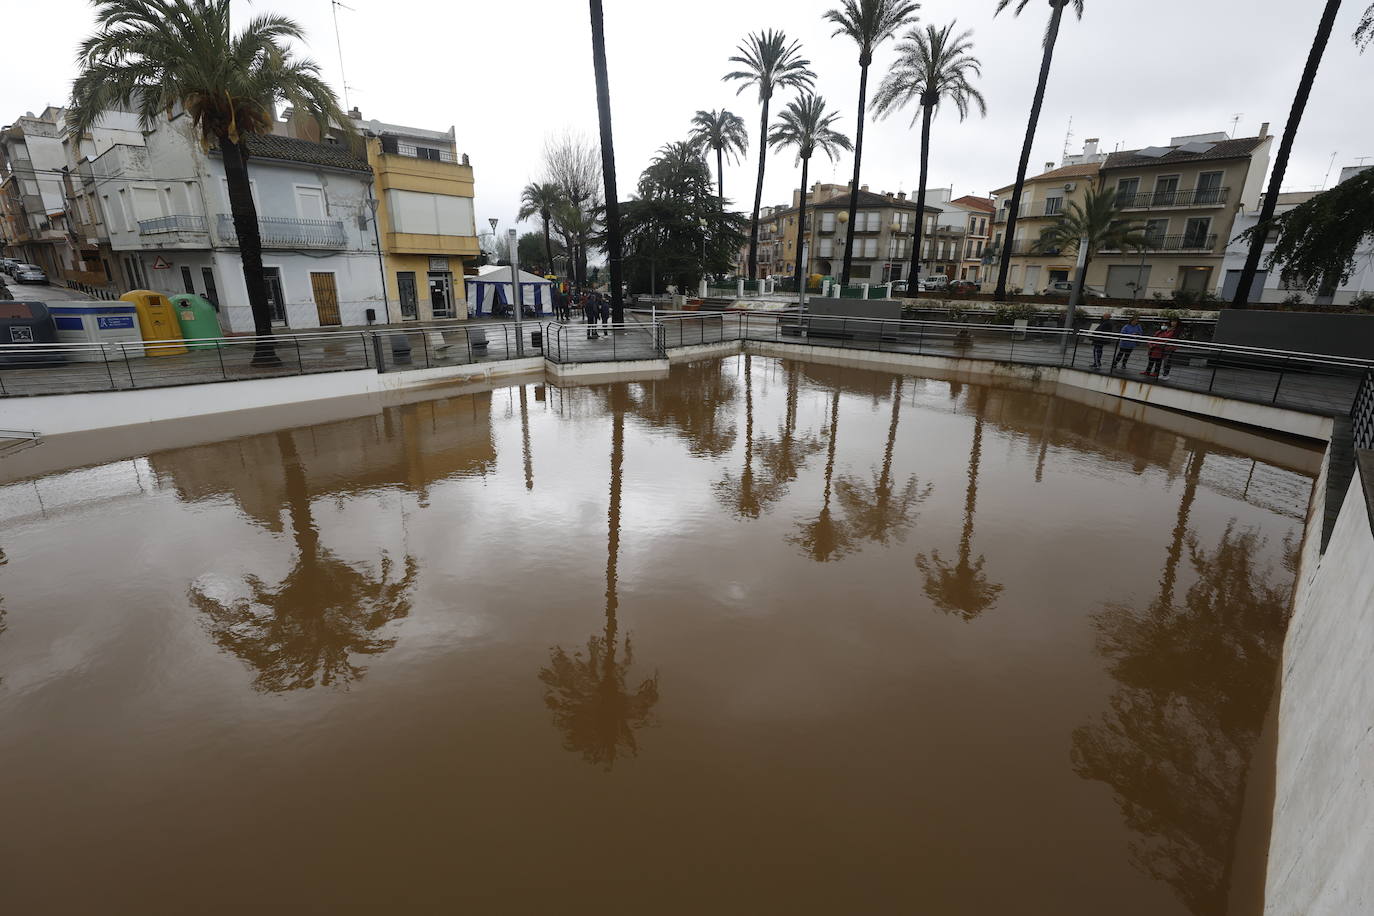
<box><xmin>1264</xmin><ymin>451</ymin><xmax>1374</xmax><ymax>914</ymax></box>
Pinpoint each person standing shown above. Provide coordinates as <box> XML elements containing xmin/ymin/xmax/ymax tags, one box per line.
<box><xmin>1089</xmin><ymin>311</ymin><xmax>1114</xmax><ymax>370</ymax></box>
<box><xmin>1112</xmin><ymin>314</ymin><xmax>1144</xmax><ymax>372</ymax></box>
<box><xmin>583</xmin><ymin>292</ymin><xmax>599</xmax><ymax>339</ymax></box>
<box><xmin>599</xmin><ymin>290</ymin><xmax>611</xmax><ymax>334</ymax></box>
<box><xmin>1144</xmin><ymin>317</ymin><xmax>1182</xmax><ymax>379</ymax></box>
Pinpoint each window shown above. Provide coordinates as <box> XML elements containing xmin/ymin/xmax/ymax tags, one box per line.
<box><xmin>1044</xmin><ymin>195</ymin><xmax>1063</xmax><ymax>215</ymax></box>
<box><xmin>819</xmin><ymin>239</ymin><xmax>833</xmax><ymax>257</ymax></box>
<box><xmin>415</xmin><ymin>147</ymin><xmax>442</xmax><ymax>161</ymax></box>
<box><xmin>262</xmin><ymin>267</ymin><xmax>287</xmax><ymax>324</ymax></box>
<box><xmin>397</xmin><ymin>271</ymin><xmax>418</xmax><ymax>319</ymax></box>
<box><xmin>1196</xmin><ymin>171</ymin><xmax>1224</xmax><ymax>204</ymax></box>
<box><xmin>1115</xmin><ymin>177</ymin><xmax>1140</xmax><ymax>206</ymax></box>
<box><xmin>850</xmin><ymin>264</ymin><xmax>871</xmax><ymax>279</ymax></box>
<box><xmin>117</xmin><ymin>189</ymin><xmax>133</xmax><ymax>230</ymax></box>
<box><xmin>1152</xmin><ymin>175</ymin><xmax>1180</xmax><ymax>206</ymax></box>
<box><xmin>1144</xmin><ymin>218</ymin><xmax>1168</xmax><ymax>245</ymax></box>
<box><xmin>897</xmin><ymin>212</ymin><xmax>909</xmax><ymax>233</ymax></box>
<box><xmin>1182</xmin><ymin>217</ymin><xmax>1211</xmax><ymax>248</ymax></box>
<box><xmin>863</xmin><ymin>238</ymin><xmax>878</xmax><ymax>258</ymax></box>
<box><xmin>181</xmin><ymin>265</ymin><xmax>194</xmax><ymax>293</ymax></box>
<box><xmin>385</xmin><ymin>189</ymin><xmax>476</xmax><ymax>236</ymax></box>
<box><xmin>821</xmin><ymin>211</ymin><xmax>835</xmax><ymax>232</ymax></box>
<box><xmin>295</xmin><ymin>186</ymin><xmax>326</xmax><ymax>220</ymax></box>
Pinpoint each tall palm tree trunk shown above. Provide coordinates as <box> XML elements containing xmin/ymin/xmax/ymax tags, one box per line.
<box><xmin>908</xmin><ymin>101</ymin><xmax>935</xmax><ymax>287</ymax></box>
<box><xmin>1231</xmin><ymin>0</ymin><xmax>1342</xmax><ymax>309</ymax></box>
<box><xmin>747</xmin><ymin>98</ymin><xmax>771</xmax><ymax>280</ymax></box>
<box><xmin>220</xmin><ymin>136</ymin><xmax>279</xmax><ymax>366</ymax></box>
<box><xmin>994</xmin><ymin>2</ymin><xmax>1065</xmax><ymax>301</ymax></box>
<box><xmin>840</xmin><ymin>61</ymin><xmax>871</xmax><ymax>287</ymax></box>
<box><xmin>716</xmin><ymin>145</ymin><xmax>725</xmax><ymax>201</ymax></box>
<box><xmin>589</xmin><ymin>0</ymin><xmax>624</xmax><ymax>321</ymax></box>
<box><xmin>542</xmin><ymin>214</ymin><xmax>554</xmax><ymax>277</ymax></box>
<box><xmin>795</xmin><ymin>155</ymin><xmax>811</xmax><ymax>290</ymax></box>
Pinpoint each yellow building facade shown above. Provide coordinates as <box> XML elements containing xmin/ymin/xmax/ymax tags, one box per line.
<box><xmin>361</xmin><ymin>121</ymin><xmax>479</xmax><ymax>322</ymax></box>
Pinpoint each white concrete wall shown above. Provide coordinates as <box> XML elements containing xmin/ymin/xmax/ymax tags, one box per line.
<box><xmin>1265</xmin><ymin>456</ymin><xmax>1374</xmax><ymax>914</ymax></box>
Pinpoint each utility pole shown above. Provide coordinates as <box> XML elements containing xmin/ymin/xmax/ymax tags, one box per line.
<box><xmin>508</xmin><ymin>228</ymin><xmax>525</xmax><ymax>357</ymax></box>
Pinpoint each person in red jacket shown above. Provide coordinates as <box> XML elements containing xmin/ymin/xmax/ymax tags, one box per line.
<box><xmin>1143</xmin><ymin>317</ymin><xmax>1182</xmax><ymax>379</ymax></box>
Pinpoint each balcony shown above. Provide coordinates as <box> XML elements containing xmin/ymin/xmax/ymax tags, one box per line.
<box><xmin>994</xmin><ymin>209</ymin><xmax>1008</xmax><ymax>224</ymax></box>
<box><xmin>216</xmin><ymin>214</ymin><xmax>346</xmax><ymax>249</ymax></box>
<box><xmin>139</xmin><ymin>214</ymin><xmax>207</xmax><ymax>235</ymax></box>
<box><xmin>88</xmin><ymin>143</ymin><xmax>150</xmax><ymax>180</ymax></box>
<box><xmin>1098</xmin><ymin>233</ymin><xmax>1218</xmax><ymax>254</ymax></box>
<box><xmin>1115</xmin><ymin>187</ymin><xmax>1229</xmax><ymax>210</ymax></box>
<box><xmin>380</xmin><ymin>138</ymin><xmax>461</xmax><ymax>163</ymax></box>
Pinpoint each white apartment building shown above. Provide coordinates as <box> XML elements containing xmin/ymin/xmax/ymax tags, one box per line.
<box><xmin>0</xmin><ymin>107</ymin><xmax>76</xmax><ymax>275</ymax></box>
<box><xmin>89</xmin><ymin>112</ymin><xmax>385</xmax><ymax>333</ymax></box>
<box><xmin>1218</xmin><ymin>166</ymin><xmax>1374</xmax><ymax>305</ymax></box>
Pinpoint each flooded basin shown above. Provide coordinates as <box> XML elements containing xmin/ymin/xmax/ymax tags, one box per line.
<box><xmin>0</xmin><ymin>355</ymin><xmax>1317</xmax><ymax>914</ymax></box>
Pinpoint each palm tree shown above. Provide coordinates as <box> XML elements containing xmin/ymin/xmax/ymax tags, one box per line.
<box><xmin>724</xmin><ymin>30</ymin><xmax>816</xmax><ymax>280</ymax></box>
<box><xmin>915</xmin><ymin>390</ymin><xmax>1002</xmax><ymax>619</ymax></box>
<box><xmin>991</xmin><ymin>0</ymin><xmax>1085</xmax><ymax>302</ymax></box>
<box><xmin>1231</xmin><ymin>0</ymin><xmax>1342</xmax><ymax>308</ymax></box>
<box><xmin>188</xmin><ymin>432</ymin><xmax>417</xmax><ymax>691</ymax></box>
<box><xmin>1031</xmin><ymin>185</ymin><xmax>1153</xmax><ymax>323</ymax></box>
<box><xmin>1358</xmin><ymin>2</ymin><xmax>1374</xmax><ymax>50</ymax></box>
<box><xmin>767</xmin><ymin>93</ymin><xmax>853</xmax><ymax>291</ymax></box>
<box><xmin>588</xmin><ymin>0</ymin><xmax>624</xmax><ymax>321</ymax></box>
<box><xmin>824</xmin><ymin>0</ymin><xmax>921</xmax><ymax>287</ymax></box>
<box><xmin>518</xmin><ymin>182</ymin><xmax>565</xmax><ymax>282</ymax></box>
<box><xmin>539</xmin><ymin>386</ymin><xmax>658</xmax><ymax>769</ymax></box>
<box><xmin>68</xmin><ymin>0</ymin><xmax>345</xmax><ymax>366</ymax></box>
<box><xmin>688</xmin><ymin>109</ymin><xmax>749</xmax><ymax>201</ymax></box>
<box><xmin>872</xmin><ymin>22</ymin><xmax>985</xmax><ymax>289</ymax></box>
<box><xmin>835</xmin><ymin>378</ymin><xmax>932</xmax><ymax>546</ymax></box>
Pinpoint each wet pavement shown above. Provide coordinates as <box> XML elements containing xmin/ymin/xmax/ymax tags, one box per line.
<box><xmin>0</xmin><ymin>355</ymin><xmax>1316</xmax><ymax>913</ymax></box>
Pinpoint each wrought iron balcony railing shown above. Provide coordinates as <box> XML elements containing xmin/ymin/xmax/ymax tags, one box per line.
<box><xmin>1098</xmin><ymin>233</ymin><xmax>1218</xmax><ymax>253</ymax></box>
<box><xmin>139</xmin><ymin>214</ymin><xmax>207</xmax><ymax>235</ymax></box>
<box><xmin>1114</xmin><ymin>187</ymin><xmax>1230</xmax><ymax>209</ymax></box>
<box><xmin>215</xmin><ymin>214</ymin><xmax>346</xmax><ymax>249</ymax></box>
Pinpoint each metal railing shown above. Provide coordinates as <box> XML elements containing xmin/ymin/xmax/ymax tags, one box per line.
<box><xmin>543</xmin><ymin>321</ymin><xmax>665</xmax><ymax>364</ymax></box>
<box><xmin>383</xmin><ymin>141</ymin><xmax>460</xmax><ymax>164</ymax></box>
<box><xmin>0</xmin><ymin>322</ymin><xmax>529</xmax><ymax>397</ymax></box>
<box><xmin>1099</xmin><ymin>233</ymin><xmax>1217</xmax><ymax>253</ymax></box>
<box><xmin>1353</xmin><ymin>368</ymin><xmax>1374</xmax><ymax>451</ymax></box>
<box><xmin>215</xmin><ymin>214</ymin><xmax>346</xmax><ymax>249</ymax></box>
<box><xmin>646</xmin><ymin>311</ymin><xmax>1372</xmax><ymax>418</ymax></box>
<box><xmin>138</xmin><ymin>214</ymin><xmax>207</xmax><ymax>235</ymax></box>
<box><xmin>1115</xmin><ymin>187</ymin><xmax>1230</xmax><ymax>209</ymax></box>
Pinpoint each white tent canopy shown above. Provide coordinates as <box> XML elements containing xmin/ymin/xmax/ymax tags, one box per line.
<box><xmin>465</xmin><ymin>265</ymin><xmax>553</xmax><ymax>317</ymax></box>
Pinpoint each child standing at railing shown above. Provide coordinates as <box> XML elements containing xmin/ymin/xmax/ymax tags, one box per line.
<box><xmin>1112</xmin><ymin>314</ymin><xmax>1144</xmax><ymax>371</ymax></box>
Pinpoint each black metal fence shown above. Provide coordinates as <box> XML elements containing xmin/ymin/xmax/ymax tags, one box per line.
<box><xmin>1352</xmin><ymin>368</ymin><xmax>1374</xmax><ymax>451</ymax></box>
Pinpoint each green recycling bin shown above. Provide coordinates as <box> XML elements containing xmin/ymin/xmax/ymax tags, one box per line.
<box><xmin>169</xmin><ymin>293</ymin><xmax>222</xmax><ymax>350</ymax></box>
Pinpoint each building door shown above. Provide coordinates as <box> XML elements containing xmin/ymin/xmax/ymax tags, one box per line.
<box><xmin>1107</xmin><ymin>264</ymin><xmax>1152</xmax><ymax>298</ymax></box>
<box><xmin>201</xmin><ymin>268</ymin><xmax>219</xmax><ymax>308</ymax></box>
<box><xmin>1221</xmin><ymin>269</ymin><xmax>1266</xmax><ymax>301</ymax></box>
<box><xmin>1023</xmin><ymin>265</ymin><xmax>1041</xmax><ymax>293</ymax></box>
<box><xmin>1178</xmin><ymin>266</ymin><xmax>1213</xmax><ymax>293</ymax></box>
<box><xmin>428</xmin><ymin>271</ymin><xmax>454</xmax><ymax>318</ymax></box>
<box><xmin>1196</xmin><ymin>171</ymin><xmax>1224</xmax><ymax>205</ymax></box>
<box><xmin>310</xmin><ymin>272</ymin><xmax>342</xmax><ymax>326</ymax></box>
<box><xmin>262</xmin><ymin>267</ymin><xmax>287</xmax><ymax>324</ymax></box>
<box><xmin>181</xmin><ymin>265</ymin><xmax>195</xmax><ymax>294</ymax></box>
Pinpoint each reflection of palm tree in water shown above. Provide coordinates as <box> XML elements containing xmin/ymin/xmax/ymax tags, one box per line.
<box><xmin>540</xmin><ymin>389</ymin><xmax>659</xmax><ymax>769</ymax></box>
<box><xmin>836</xmin><ymin>378</ymin><xmax>932</xmax><ymax>547</ymax></box>
<box><xmin>189</xmin><ymin>432</ymin><xmax>417</xmax><ymax>692</ymax></box>
<box><xmin>715</xmin><ymin>355</ymin><xmax>763</xmax><ymax>518</ymax></box>
<box><xmin>791</xmin><ymin>389</ymin><xmax>854</xmax><ymax>562</ymax></box>
<box><xmin>1071</xmin><ymin>522</ymin><xmax>1289</xmax><ymax>916</ymax></box>
<box><xmin>0</xmin><ymin>548</ymin><xmax>7</xmax><ymax>686</ymax></box>
<box><xmin>916</xmin><ymin>389</ymin><xmax>1003</xmax><ymax>619</ymax></box>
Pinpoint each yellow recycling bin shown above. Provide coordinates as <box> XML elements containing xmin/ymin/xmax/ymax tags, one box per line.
<box><xmin>121</xmin><ymin>290</ymin><xmax>187</xmax><ymax>357</ymax></box>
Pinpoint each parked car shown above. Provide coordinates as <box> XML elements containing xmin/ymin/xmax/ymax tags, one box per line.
<box><xmin>13</xmin><ymin>264</ymin><xmax>48</xmax><ymax>284</ymax></box>
<box><xmin>919</xmin><ymin>275</ymin><xmax>950</xmax><ymax>291</ymax></box>
<box><xmin>1042</xmin><ymin>280</ymin><xmax>1106</xmax><ymax>299</ymax></box>
<box><xmin>0</xmin><ymin>258</ymin><xmax>18</xmax><ymax>275</ymax></box>
<box><xmin>891</xmin><ymin>280</ymin><xmax>909</xmax><ymax>294</ymax></box>
<box><xmin>949</xmin><ymin>279</ymin><xmax>979</xmax><ymax>294</ymax></box>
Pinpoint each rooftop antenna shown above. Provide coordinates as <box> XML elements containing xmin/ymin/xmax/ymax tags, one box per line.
<box><xmin>1321</xmin><ymin>151</ymin><xmax>1338</xmax><ymax>189</ymax></box>
<box><xmin>1229</xmin><ymin>113</ymin><xmax>1243</xmax><ymax>137</ymax></box>
<box><xmin>1354</xmin><ymin>156</ymin><xmax>1373</xmax><ymax>167</ymax></box>
<box><xmin>1061</xmin><ymin>115</ymin><xmax>1074</xmax><ymax>163</ymax></box>
<box><xmin>330</xmin><ymin>0</ymin><xmax>355</xmax><ymax>111</ymax></box>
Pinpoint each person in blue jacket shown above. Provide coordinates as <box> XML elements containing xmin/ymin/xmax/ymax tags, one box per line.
<box><xmin>1112</xmin><ymin>313</ymin><xmax>1144</xmax><ymax>371</ymax></box>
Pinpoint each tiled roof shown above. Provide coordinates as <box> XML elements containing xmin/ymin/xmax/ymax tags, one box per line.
<box><xmin>773</xmin><ymin>189</ymin><xmax>940</xmax><ymax>218</ymax></box>
<box><xmin>991</xmin><ymin>161</ymin><xmax>1101</xmax><ymax>194</ymax></box>
<box><xmin>1103</xmin><ymin>135</ymin><xmax>1267</xmax><ymax>170</ymax></box>
<box><xmin>950</xmin><ymin>195</ymin><xmax>996</xmax><ymax>212</ymax></box>
<box><xmin>239</xmin><ymin>133</ymin><xmax>371</xmax><ymax>172</ymax></box>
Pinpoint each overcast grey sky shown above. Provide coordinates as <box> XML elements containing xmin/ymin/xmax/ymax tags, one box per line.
<box><xmin>6</xmin><ymin>0</ymin><xmax>1372</xmax><ymax>239</ymax></box>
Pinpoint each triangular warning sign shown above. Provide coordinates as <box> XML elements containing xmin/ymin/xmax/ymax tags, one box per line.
<box><xmin>151</xmin><ymin>256</ymin><xmax>172</xmax><ymax>270</ymax></box>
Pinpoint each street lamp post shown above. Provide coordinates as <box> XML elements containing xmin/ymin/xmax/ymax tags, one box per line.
<box><xmin>508</xmin><ymin>228</ymin><xmax>525</xmax><ymax>357</ymax></box>
<box><xmin>366</xmin><ymin>194</ymin><xmax>391</xmax><ymax>324</ymax></box>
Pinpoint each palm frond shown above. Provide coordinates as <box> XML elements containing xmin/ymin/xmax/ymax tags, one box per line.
<box><xmin>871</xmin><ymin>21</ymin><xmax>986</xmax><ymax>126</ymax></box>
<box><xmin>722</xmin><ymin>29</ymin><xmax>815</xmax><ymax>102</ymax></box>
<box><xmin>825</xmin><ymin>0</ymin><xmax>922</xmax><ymax>61</ymax></box>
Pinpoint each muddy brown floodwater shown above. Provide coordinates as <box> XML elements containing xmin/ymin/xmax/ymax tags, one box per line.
<box><xmin>0</xmin><ymin>355</ymin><xmax>1318</xmax><ymax>914</ymax></box>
